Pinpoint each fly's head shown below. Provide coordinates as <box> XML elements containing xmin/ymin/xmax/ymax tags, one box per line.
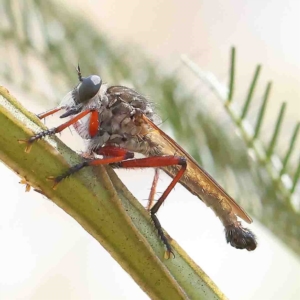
<box><xmin>60</xmin><ymin>65</ymin><xmax>102</xmax><ymax>118</ymax></box>
<box><xmin>73</xmin><ymin>65</ymin><xmax>102</xmax><ymax>105</ymax></box>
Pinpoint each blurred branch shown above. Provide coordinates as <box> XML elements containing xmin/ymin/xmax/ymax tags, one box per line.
<box><xmin>0</xmin><ymin>87</ymin><xmax>227</xmax><ymax>300</ymax></box>
<box><xmin>181</xmin><ymin>49</ymin><xmax>300</xmax><ymax>254</ymax></box>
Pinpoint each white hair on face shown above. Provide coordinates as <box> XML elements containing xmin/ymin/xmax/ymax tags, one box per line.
<box><xmin>59</xmin><ymin>90</ymin><xmax>76</xmax><ymax>109</ymax></box>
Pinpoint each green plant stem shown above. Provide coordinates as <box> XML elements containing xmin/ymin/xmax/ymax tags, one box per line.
<box><xmin>280</xmin><ymin>122</ymin><xmax>300</xmax><ymax>176</ymax></box>
<box><xmin>227</xmin><ymin>47</ymin><xmax>235</xmax><ymax>103</ymax></box>
<box><xmin>0</xmin><ymin>86</ymin><xmax>226</xmax><ymax>300</ymax></box>
<box><xmin>253</xmin><ymin>82</ymin><xmax>272</xmax><ymax>140</ymax></box>
<box><xmin>266</xmin><ymin>102</ymin><xmax>286</xmax><ymax>159</ymax></box>
<box><xmin>241</xmin><ymin>65</ymin><xmax>261</xmax><ymax>120</ymax></box>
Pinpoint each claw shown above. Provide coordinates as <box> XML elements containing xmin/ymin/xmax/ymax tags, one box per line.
<box><xmin>164</xmin><ymin>249</ymin><xmax>175</xmax><ymax>260</ymax></box>
<box><xmin>19</xmin><ymin>178</ymin><xmax>32</xmax><ymax>192</ymax></box>
<box><xmin>46</xmin><ymin>176</ymin><xmax>60</xmax><ymax>190</ymax></box>
<box><xmin>18</xmin><ymin>139</ymin><xmax>33</xmax><ymax>153</ymax></box>
<box><xmin>18</xmin><ymin>139</ymin><xmax>27</xmax><ymax>144</ymax></box>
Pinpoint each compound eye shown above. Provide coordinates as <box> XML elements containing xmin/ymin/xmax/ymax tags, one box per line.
<box><xmin>77</xmin><ymin>75</ymin><xmax>102</xmax><ymax>103</ymax></box>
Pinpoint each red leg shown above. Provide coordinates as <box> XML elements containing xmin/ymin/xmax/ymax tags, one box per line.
<box><xmin>147</xmin><ymin>168</ymin><xmax>160</xmax><ymax>211</ymax></box>
<box><xmin>48</xmin><ymin>146</ymin><xmax>134</xmax><ymax>189</ymax></box>
<box><xmin>19</xmin><ymin>109</ymin><xmax>94</xmax><ymax>153</ymax></box>
<box><xmin>95</xmin><ymin>145</ymin><xmax>132</xmax><ymax>157</ymax></box>
<box><xmin>50</xmin><ymin>152</ymin><xmax>186</xmax><ymax>258</ymax></box>
<box><xmin>115</xmin><ymin>156</ymin><xmax>187</xmax><ymax>258</ymax></box>
<box><xmin>37</xmin><ymin>107</ymin><xmax>63</xmax><ymax>119</ymax></box>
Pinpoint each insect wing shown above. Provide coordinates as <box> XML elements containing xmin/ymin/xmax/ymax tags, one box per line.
<box><xmin>142</xmin><ymin>115</ymin><xmax>252</xmax><ymax>224</ymax></box>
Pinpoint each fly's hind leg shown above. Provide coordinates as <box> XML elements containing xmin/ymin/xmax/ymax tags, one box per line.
<box><xmin>116</xmin><ymin>156</ymin><xmax>187</xmax><ymax>259</ymax></box>
<box><xmin>47</xmin><ymin>149</ymin><xmax>187</xmax><ymax>259</ymax></box>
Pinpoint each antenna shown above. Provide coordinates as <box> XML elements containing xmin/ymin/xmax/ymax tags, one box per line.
<box><xmin>76</xmin><ymin>64</ymin><xmax>83</xmax><ymax>82</ymax></box>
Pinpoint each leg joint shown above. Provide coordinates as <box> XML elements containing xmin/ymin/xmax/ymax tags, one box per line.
<box><xmin>178</xmin><ymin>157</ymin><xmax>187</xmax><ymax>167</ymax></box>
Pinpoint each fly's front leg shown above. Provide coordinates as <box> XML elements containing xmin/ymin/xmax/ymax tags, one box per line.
<box><xmin>18</xmin><ymin>109</ymin><xmax>95</xmax><ymax>153</ymax></box>
<box><xmin>116</xmin><ymin>156</ymin><xmax>187</xmax><ymax>259</ymax></box>
<box><xmin>37</xmin><ymin>107</ymin><xmax>63</xmax><ymax>119</ymax></box>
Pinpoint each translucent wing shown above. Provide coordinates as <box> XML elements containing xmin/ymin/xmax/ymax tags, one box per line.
<box><xmin>142</xmin><ymin>115</ymin><xmax>252</xmax><ymax>224</ymax></box>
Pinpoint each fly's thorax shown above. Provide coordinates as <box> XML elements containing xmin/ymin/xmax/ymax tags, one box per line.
<box><xmin>85</xmin><ymin>87</ymin><xmax>159</xmax><ymax>151</ymax></box>
<box><xmin>105</xmin><ymin>86</ymin><xmax>157</xmax><ymax>122</ymax></box>
<box><xmin>86</xmin><ymin>111</ymin><xmax>159</xmax><ymax>154</ymax></box>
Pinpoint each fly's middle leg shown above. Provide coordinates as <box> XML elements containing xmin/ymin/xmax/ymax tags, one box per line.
<box><xmin>147</xmin><ymin>168</ymin><xmax>160</xmax><ymax>211</ymax></box>
<box><xmin>47</xmin><ymin>146</ymin><xmax>134</xmax><ymax>189</ymax></box>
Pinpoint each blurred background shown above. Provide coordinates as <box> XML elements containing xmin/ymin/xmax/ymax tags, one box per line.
<box><xmin>0</xmin><ymin>0</ymin><xmax>300</xmax><ymax>299</ymax></box>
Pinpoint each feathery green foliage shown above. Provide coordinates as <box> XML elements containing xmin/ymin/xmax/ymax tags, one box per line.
<box><xmin>181</xmin><ymin>49</ymin><xmax>300</xmax><ymax>254</ymax></box>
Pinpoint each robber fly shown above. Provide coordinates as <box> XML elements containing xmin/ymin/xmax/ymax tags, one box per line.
<box><xmin>19</xmin><ymin>66</ymin><xmax>257</xmax><ymax>258</ymax></box>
